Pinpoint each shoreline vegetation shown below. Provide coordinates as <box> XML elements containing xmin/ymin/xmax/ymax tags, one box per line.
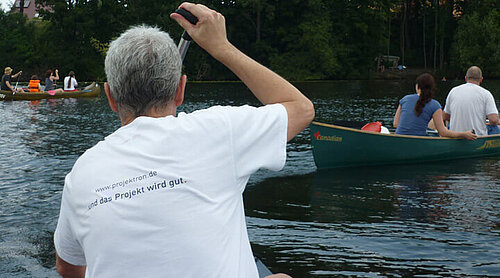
<box><xmin>2</xmin><ymin>1</ymin><xmax>500</xmax><ymax>82</ymax></box>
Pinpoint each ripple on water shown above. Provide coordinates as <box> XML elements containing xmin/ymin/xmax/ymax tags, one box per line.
<box><xmin>2</xmin><ymin>83</ymin><xmax>500</xmax><ymax>277</ymax></box>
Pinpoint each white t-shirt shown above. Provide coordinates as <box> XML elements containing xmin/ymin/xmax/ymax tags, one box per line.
<box><xmin>444</xmin><ymin>83</ymin><xmax>498</xmax><ymax>136</ymax></box>
<box><xmin>54</xmin><ymin>104</ymin><xmax>288</xmax><ymax>278</ymax></box>
<box><xmin>63</xmin><ymin>76</ymin><xmax>78</xmax><ymax>90</ymax></box>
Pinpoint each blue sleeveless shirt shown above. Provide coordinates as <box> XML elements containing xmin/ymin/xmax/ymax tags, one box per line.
<box><xmin>45</xmin><ymin>78</ymin><xmax>55</xmax><ymax>91</ymax></box>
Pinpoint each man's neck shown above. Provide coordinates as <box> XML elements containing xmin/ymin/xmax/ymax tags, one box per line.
<box><xmin>467</xmin><ymin>80</ymin><xmax>481</xmax><ymax>86</ymax></box>
<box><xmin>120</xmin><ymin>106</ymin><xmax>177</xmax><ymax>126</ymax></box>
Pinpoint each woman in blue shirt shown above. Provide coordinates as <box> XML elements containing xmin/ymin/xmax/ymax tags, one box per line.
<box><xmin>393</xmin><ymin>73</ymin><xmax>476</xmax><ymax>140</ymax></box>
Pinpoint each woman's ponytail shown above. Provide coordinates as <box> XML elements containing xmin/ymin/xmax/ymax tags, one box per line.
<box><xmin>414</xmin><ymin>73</ymin><xmax>436</xmax><ymax>117</ymax></box>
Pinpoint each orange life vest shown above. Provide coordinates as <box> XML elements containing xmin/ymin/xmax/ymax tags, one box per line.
<box><xmin>28</xmin><ymin>80</ymin><xmax>40</xmax><ymax>93</ymax></box>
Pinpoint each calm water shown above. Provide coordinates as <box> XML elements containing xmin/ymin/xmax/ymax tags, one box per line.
<box><xmin>1</xmin><ymin>80</ymin><xmax>499</xmax><ymax>277</ymax></box>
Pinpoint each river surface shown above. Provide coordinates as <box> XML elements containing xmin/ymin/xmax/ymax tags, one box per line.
<box><xmin>0</xmin><ymin>80</ymin><xmax>499</xmax><ymax>277</ymax></box>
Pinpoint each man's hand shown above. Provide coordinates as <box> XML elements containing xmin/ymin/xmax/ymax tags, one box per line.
<box><xmin>170</xmin><ymin>3</ymin><xmax>231</xmax><ymax>59</ymax></box>
<box><xmin>462</xmin><ymin>130</ymin><xmax>477</xmax><ymax>140</ymax></box>
<box><xmin>170</xmin><ymin>2</ymin><xmax>314</xmax><ymax>141</ymax></box>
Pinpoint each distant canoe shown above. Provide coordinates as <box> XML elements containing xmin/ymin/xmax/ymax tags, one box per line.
<box><xmin>0</xmin><ymin>82</ymin><xmax>100</xmax><ymax>101</ymax></box>
<box><xmin>310</xmin><ymin>121</ymin><xmax>500</xmax><ymax>169</ymax></box>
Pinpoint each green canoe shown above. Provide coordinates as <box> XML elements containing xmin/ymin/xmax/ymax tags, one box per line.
<box><xmin>0</xmin><ymin>82</ymin><xmax>100</xmax><ymax>101</ymax></box>
<box><xmin>310</xmin><ymin>121</ymin><xmax>500</xmax><ymax>169</ymax></box>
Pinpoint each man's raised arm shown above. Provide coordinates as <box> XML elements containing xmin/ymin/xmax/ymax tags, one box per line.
<box><xmin>171</xmin><ymin>2</ymin><xmax>314</xmax><ymax>141</ymax></box>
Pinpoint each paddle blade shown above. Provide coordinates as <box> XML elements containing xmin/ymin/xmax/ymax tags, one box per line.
<box><xmin>47</xmin><ymin>90</ymin><xmax>56</xmax><ymax>96</ymax></box>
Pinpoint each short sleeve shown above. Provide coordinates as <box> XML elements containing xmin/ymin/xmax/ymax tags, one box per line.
<box><xmin>444</xmin><ymin>91</ymin><xmax>453</xmax><ymax>114</ymax></box>
<box><xmin>399</xmin><ymin>95</ymin><xmax>407</xmax><ymax>106</ymax></box>
<box><xmin>430</xmin><ymin>99</ymin><xmax>442</xmax><ymax>114</ymax></box>
<box><xmin>484</xmin><ymin>92</ymin><xmax>498</xmax><ymax>116</ymax></box>
<box><xmin>54</xmin><ymin>175</ymin><xmax>86</xmax><ymax>266</ymax></box>
<box><xmin>220</xmin><ymin>104</ymin><xmax>288</xmax><ymax>179</ymax></box>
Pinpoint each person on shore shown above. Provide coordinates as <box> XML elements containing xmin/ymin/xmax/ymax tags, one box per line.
<box><xmin>1</xmin><ymin>67</ymin><xmax>23</xmax><ymax>93</ymax></box>
<box><xmin>54</xmin><ymin>3</ymin><xmax>313</xmax><ymax>278</ymax></box>
<box><xmin>63</xmin><ymin>71</ymin><xmax>78</xmax><ymax>91</ymax></box>
<box><xmin>45</xmin><ymin>69</ymin><xmax>59</xmax><ymax>91</ymax></box>
<box><xmin>443</xmin><ymin>66</ymin><xmax>499</xmax><ymax>136</ymax></box>
<box><xmin>393</xmin><ymin>73</ymin><xmax>476</xmax><ymax>140</ymax></box>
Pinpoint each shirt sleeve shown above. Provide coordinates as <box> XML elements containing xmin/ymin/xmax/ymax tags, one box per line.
<box><xmin>399</xmin><ymin>96</ymin><xmax>406</xmax><ymax>106</ymax></box>
<box><xmin>54</xmin><ymin>175</ymin><xmax>87</xmax><ymax>266</ymax></box>
<box><xmin>431</xmin><ymin>99</ymin><xmax>442</xmax><ymax>114</ymax></box>
<box><xmin>484</xmin><ymin>92</ymin><xmax>499</xmax><ymax>116</ymax></box>
<box><xmin>444</xmin><ymin>91</ymin><xmax>453</xmax><ymax>114</ymax></box>
<box><xmin>220</xmin><ymin>104</ymin><xmax>288</xmax><ymax>180</ymax></box>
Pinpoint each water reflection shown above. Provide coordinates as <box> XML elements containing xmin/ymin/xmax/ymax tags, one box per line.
<box><xmin>1</xmin><ymin>81</ymin><xmax>500</xmax><ymax>277</ymax></box>
<box><xmin>245</xmin><ymin>158</ymin><xmax>500</xmax><ymax>276</ymax></box>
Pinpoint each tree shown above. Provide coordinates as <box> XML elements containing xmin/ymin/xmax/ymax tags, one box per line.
<box><xmin>451</xmin><ymin>9</ymin><xmax>500</xmax><ymax>77</ymax></box>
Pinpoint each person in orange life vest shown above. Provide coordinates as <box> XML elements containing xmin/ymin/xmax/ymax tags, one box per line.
<box><xmin>28</xmin><ymin>75</ymin><xmax>42</xmax><ymax>93</ymax></box>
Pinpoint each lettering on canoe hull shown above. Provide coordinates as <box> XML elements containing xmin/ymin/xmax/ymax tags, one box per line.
<box><xmin>0</xmin><ymin>94</ymin><xmax>6</xmax><ymax>99</ymax></box>
<box><xmin>477</xmin><ymin>139</ymin><xmax>500</xmax><ymax>150</ymax></box>
<box><xmin>314</xmin><ymin>131</ymin><xmax>342</xmax><ymax>142</ymax></box>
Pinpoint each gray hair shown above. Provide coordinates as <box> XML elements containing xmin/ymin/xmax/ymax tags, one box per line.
<box><xmin>466</xmin><ymin>66</ymin><xmax>482</xmax><ymax>82</ymax></box>
<box><xmin>105</xmin><ymin>25</ymin><xmax>182</xmax><ymax>117</ymax></box>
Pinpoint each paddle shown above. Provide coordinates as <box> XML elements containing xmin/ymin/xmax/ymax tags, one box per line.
<box><xmin>11</xmin><ymin>71</ymin><xmax>21</xmax><ymax>101</ymax></box>
<box><xmin>14</xmin><ymin>71</ymin><xmax>21</xmax><ymax>90</ymax></box>
<box><xmin>175</xmin><ymin>8</ymin><xmax>199</xmax><ymax>62</ymax></box>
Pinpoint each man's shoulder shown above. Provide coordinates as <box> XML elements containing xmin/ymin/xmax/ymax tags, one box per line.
<box><xmin>185</xmin><ymin>104</ymin><xmax>283</xmax><ymax>120</ymax></box>
<box><xmin>450</xmin><ymin>83</ymin><xmax>468</xmax><ymax>92</ymax></box>
<box><xmin>73</xmin><ymin>140</ymin><xmax>107</xmax><ymax>168</ymax></box>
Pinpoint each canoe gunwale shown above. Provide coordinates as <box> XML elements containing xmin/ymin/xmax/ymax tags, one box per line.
<box><xmin>311</xmin><ymin>121</ymin><xmax>500</xmax><ymax>140</ymax></box>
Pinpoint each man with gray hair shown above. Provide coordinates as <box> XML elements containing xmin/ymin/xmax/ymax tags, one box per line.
<box><xmin>443</xmin><ymin>66</ymin><xmax>499</xmax><ymax>136</ymax></box>
<box><xmin>54</xmin><ymin>2</ymin><xmax>313</xmax><ymax>278</ymax></box>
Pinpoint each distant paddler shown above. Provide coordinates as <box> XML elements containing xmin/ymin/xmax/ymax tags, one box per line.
<box><xmin>63</xmin><ymin>71</ymin><xmax>78</xmax><ymax>91</ymax></box>
<box><xmin>45</xmin><ymin>69</ymin><xmax>60</xmax><ymax>91</ymax></box>
<box><xmin>28</xmin><ymin>75</ymin><xmax>42</xmax><ymax>92</ymax></box>
<box><xmin>29</xmin><ymin>74</ymin><xmax>64</xmax><ymax>94</ymax></box>
<box><xmin>1</xmin><ymin>67</ymin><xmax>24</xmax><ymax>93</ymax></box>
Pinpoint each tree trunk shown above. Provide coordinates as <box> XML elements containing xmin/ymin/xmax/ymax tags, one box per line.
<box><xmin>423</xmin><ymin>13</ymin><xmax>427</xmax><ymax>69</ymax></box>
<box><xmin>400</xmin><ymin>0</ymin><xmax>407</xmax><ymax>65</ymax></box>
<box><xmin>434</xmin><ymin>0</ymin><xmax>438</xmax><ymax>71</ymax></box>
<box><xmin>387</xmin><ymin>13</ymin><xmax>391</xmax><ymax>58</ymax></box>
<box><xmin>440</xmin><ymin>36</ymin><xmax>444</xmax><ymax>70</ymax></box>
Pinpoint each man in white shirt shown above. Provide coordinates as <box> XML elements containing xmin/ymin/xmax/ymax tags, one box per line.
<box><xmin>54</xmin><ymin>2</ymin><xmax>314</xmax><ymax>278</ymax></box>
<box><xmin>443</xmin><ymin>66</ymin><xmax>499</xmax><ymax>136</ymax></box>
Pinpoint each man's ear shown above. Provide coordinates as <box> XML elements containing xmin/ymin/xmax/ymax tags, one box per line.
<box><xmin>104</xmin><ymin>83</ymin><xmax>118</xmax><ymax>112</ymax></box>
<box><xmin>174</xmin><ymin>75</ymin><xmax>187</xmax><ymax>107</ymax></box>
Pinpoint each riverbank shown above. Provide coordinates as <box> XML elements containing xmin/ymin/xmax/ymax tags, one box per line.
<box><xmin>373</xmin><ymin>67</ymin><xmax>446</xmax><ymax>80</ymax></box>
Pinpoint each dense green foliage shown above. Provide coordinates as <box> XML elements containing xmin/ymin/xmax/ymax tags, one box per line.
<box><xmin>1</xmin><ymin>0</ymin><xmax>500</xmax><ymax>81</ymax></box>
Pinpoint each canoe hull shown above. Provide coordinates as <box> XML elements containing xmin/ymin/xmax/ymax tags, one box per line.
<box><xmin>0</xmin><ymin>82</ymin><xmax>100</xmax><ymax>101</ymax></box>
<box><xmin>311</xmin><ymin>121</ymin><xmax>500</xmax><ymax>169</ymax></box>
